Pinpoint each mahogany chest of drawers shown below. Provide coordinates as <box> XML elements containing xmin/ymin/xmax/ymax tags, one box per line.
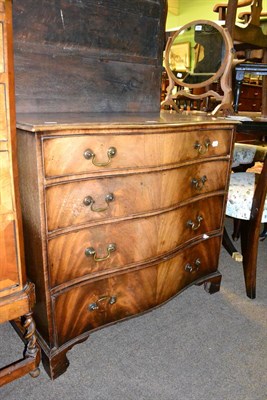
<box><xmin>237</xmin><ymin>83</ymin><xmax>262</xmax><ymax>112</ymax></box>
<box><xmin>16</xmin><ymin>112</ymin><xmax>235</xmax><ymax>379</ymax></box>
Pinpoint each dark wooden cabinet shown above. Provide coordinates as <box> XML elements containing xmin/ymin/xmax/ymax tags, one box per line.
<box><xmin>237</xmin><ymin>83</ymin><xmax>262</xmax><ymax>112</ymax></box>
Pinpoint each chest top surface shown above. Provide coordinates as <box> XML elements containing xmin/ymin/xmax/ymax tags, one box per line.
<box><xmin>16</xmin><ymin>111</ymin><xmax>238</xmax><ymax>132</ymax></box>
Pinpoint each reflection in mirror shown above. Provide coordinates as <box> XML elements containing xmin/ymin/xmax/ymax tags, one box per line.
<box><xmin>162</xmin><ymin>19</ymin><xmax>234</xmax><ymax>116</ymax></box>
<box><xmin>168</xmin><ymin>23</ymin><xmax>225</xmax><ymax>85</ymax></box>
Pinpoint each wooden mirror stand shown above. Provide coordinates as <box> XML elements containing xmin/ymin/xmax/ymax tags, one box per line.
<box><xmin>162</xmin><ymin>20</ymin><xmax>235</xmax><ymax>116</ymax></box>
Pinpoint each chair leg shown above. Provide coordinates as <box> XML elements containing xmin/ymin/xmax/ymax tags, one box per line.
<box><xmin>232</xmin><ymin>219</ymin><xmax>241</xmax><ymax>241</ymax></box>
<box><xmin>222</xmin><ymin>226</ymin><xmax>243</xmax><ymax>261</ymax></box>
<box><xmin>260</xmin><ymin>223</ymin><xmax>267</xmax><ymax>241</ymax></box>
<box><xmin>240</xmin><ymin>220</ymin><xmax>258</xmax><ymax>299</ymax></box>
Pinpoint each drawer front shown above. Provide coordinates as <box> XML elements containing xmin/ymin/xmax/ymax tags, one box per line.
<box><xmin>53</xmin><ymin>236</ymin><xmax>221</xmax><ymax>346</ymax></box>
<box><xmin>48</xmin><ymin>195</ymin><xmax>224</xmax><ymax>287</ymax></box>
<box><xmin>46</xmin><ymin>160</ymin><xmax>229</xmax><ymax>232</ymax></box>
<box><xmin>43</xmin><ymin>129</ymin><xmax>232</xmax><ymax>177</ymax></box>
<box><xmin>240</xmin><ymin>86</ymin><xmax>261</xmax><ymax>99</ymax></box>
<box><xmin>238</xmin><ymin>99</ymin><xmax>261</xmax><ymax>112</ymax></box>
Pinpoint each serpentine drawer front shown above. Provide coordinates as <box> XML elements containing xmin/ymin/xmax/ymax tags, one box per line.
<box><xmin>16</xmin><ymin>114</ymin><xmax>236</xmax><ymax>379</ymax></box>
<box><xmin>42</xmin><ymin>128</ymin><xmax>232</xmax><ymax>178</ymax></box>
<box><xmin>46</xmin><ymin>160</ymin><xmax>229</xmax><ymax>232</ymax></box>
<box><xmin>53</xmin><ymin>236</ymin><xmax>221</xmax><ymax>347</ymax></box>
<box><xmin>48</xmin><ymin>195</ymin><xmax>224</xmax><ymax>288</ymax></box>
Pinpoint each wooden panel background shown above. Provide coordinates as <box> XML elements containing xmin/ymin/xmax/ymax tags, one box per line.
<box><xmin>12</xmin><ymin>0</ymin><xmax>167</xmax><ymax>113</ymax></box>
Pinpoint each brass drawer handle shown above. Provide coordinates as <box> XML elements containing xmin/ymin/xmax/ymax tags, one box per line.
<box><xmin>88</xmin><ymin>295</ymin><xmax>117</xmax><ymax>311</ymax></box>
<box><xmin>194</xmin><ymin>139</ymin><xmax>211</xmax><ymax>155</ymax></box>
<box><xmin>185</xmin><ymin>258</ymin><xmax>201</xmax><ymax>273</ymax></box>
<box><xmin>83</xmin><ymin>147</ymin><xmax>117</xmax><ymax>167</ymax></box>
<box><xmin>85</xmin><ymin>243</ymin><xmax>116</xmax><ymax>262</ymax></box>
<box><xmin>187</xmin><ymin>215</ymin><xmax>203</xmax><ymax>231</ymax></box>
<box><xmin>83</xmin><ymin>193</ymin><xmax>114</xmax><ymax>212</ymax></box>
<box><xmin>191</xmin><ymin>175</ymin><xmax>207</xmax><ymax>190</ymax></box>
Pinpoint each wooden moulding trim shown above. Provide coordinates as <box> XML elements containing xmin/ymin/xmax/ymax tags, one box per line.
<box><xmin>15</xmin><ymin>116</ymin><xmax>238</xmax><ymax>133</ymax></box>
<box><xmin>0</xmin><ymin>282</ymin><xmax>35</xmax><ymax>324</ymax></box>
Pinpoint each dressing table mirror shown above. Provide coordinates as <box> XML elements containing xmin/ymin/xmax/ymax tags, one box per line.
<box><xmin>162</xmin><ymin>20</ymin><xmax>234</xmax><ymax>115</ymax></box>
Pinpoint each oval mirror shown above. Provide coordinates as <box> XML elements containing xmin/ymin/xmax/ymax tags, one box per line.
<box><xmin>165</xmin><ymin>19</ymin><xmax>231</xmax><ymax>88</ymax></box>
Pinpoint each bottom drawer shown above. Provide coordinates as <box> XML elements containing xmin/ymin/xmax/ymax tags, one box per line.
<box><xmin>53</xmin><ymin>236</ymin><xmax>221</xmax><ymax>346</ymax></box>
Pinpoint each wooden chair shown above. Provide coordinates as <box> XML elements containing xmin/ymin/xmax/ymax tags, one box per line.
<box><xmin>213</xmin><ymin>0</ymin><xmax>267</xmax><ymax>47</ymax></box>
<box><xmin>213</xmin><ymin>0</ymin><xmax>267</xmax><ymax>117</ymax></box>
<box><xmin>238</xmin><ymin>10</ymin><xmax>267</xmax><ymax>24</ymax></box>
<box><xmin>213</xmin><ymin>1</ymin><xmax>267</xmax><ymax>298</ymax></box>
<box><xmin>223</xmin><ymin>143</ymin><xmax>267</xmax><ymax>299</ymax></box>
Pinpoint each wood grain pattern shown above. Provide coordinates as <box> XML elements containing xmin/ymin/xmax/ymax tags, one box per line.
<box><xmin>0</xmin><ymin>84</ymin><xmax>7</xmax><ymax>139</ymax></box>
<box><xmin>17</xmin><ymin>116</ymin><xmax>235</xmax><ymax>379</ymax></box>
<box><xmin>13</xmin><ymin>0</ymin><xmax>165</xmax><ymax>60</ymax></box>
<box><xmin>0</xmin><ymin>21</ymin><xmax>4</xmax><ymax>72</ymax></box>
<box><xmin>46</xmin><ymin>160</ymin><xmax>228</xmax><ymax>232</ymax></box>
<box><xmin>14</xmin><ymin>51</ymin><xmax>163</xmax><ymax>114</ymax></box>
<box><xmin>0</xmin><ymin>0</ymin><xmax>25</xmax><ymax>299</ymax></box>
<box><xmin>0</xmin><ymin>151</ymin><xmax>13</xmax><ymax>213</ymax></box>
<box><xmin>0</xmin><ymin>214</ymin><xmax>19</xmax><ymax>291</ymax></box>
<box><xmin>12</xmin><ymin>0</ymin><xmax>167</xmax><ymax>113</ymax></box>
<box><xmin>16</xmin><ymin>130</ymin><xmax>51</xmax><ymax>345</ymax></box>
<box><xmin>2</xmin><ymin>0</ymin><xmax>236</xmax><ymax>382</ymax></box>
<box><xmin>53</xmin><ymin>236</ymin><xmax>221</xmax><ymax>346</ymax></box>
<box><xmin>15</xmin><ymin>111</ymin><xmax>239</xmax><ymax>130</ymax></box>
<box><xmin>42</xmin><ymin>128</ymin><xmax>232</xmax><ymax>178</ymax></box>
<box><xmin>0</xmin><ymin>282</ymin><xmax>35</xmax><ymax>324</ymax></box>
<box><xmin>48</xmin><ymin>195</ymin><xmax>224</xmax><ymax>288</ymax></box>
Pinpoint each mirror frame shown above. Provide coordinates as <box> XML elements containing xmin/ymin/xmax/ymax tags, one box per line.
<box><xmin>162</xmin><ymin>19</ymin><xmax>234</xmax><ymax>115</ymax></box>
<box><xmin>165</xmin><ymin>19</ymin><xmax>231</xmax><ymax>88</ymax></box>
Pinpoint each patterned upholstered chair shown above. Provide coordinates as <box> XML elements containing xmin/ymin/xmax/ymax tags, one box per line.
<box><xmin>223</xmin><ymin>143</ymin><xmax>267</xmax><ymax>299</ymax></box>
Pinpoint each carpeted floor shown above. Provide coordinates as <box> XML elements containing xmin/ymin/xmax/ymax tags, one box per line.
<box><xmin>1</xmin><ymin>218</ymin><xmax>266</xmax><ymax>400</ymax></box>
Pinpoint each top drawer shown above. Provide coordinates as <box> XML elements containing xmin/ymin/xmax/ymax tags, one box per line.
<box><xmin>42</xmin><ymin>129</ymin><xmax>232</xmax><ymax>178</ymax></box>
